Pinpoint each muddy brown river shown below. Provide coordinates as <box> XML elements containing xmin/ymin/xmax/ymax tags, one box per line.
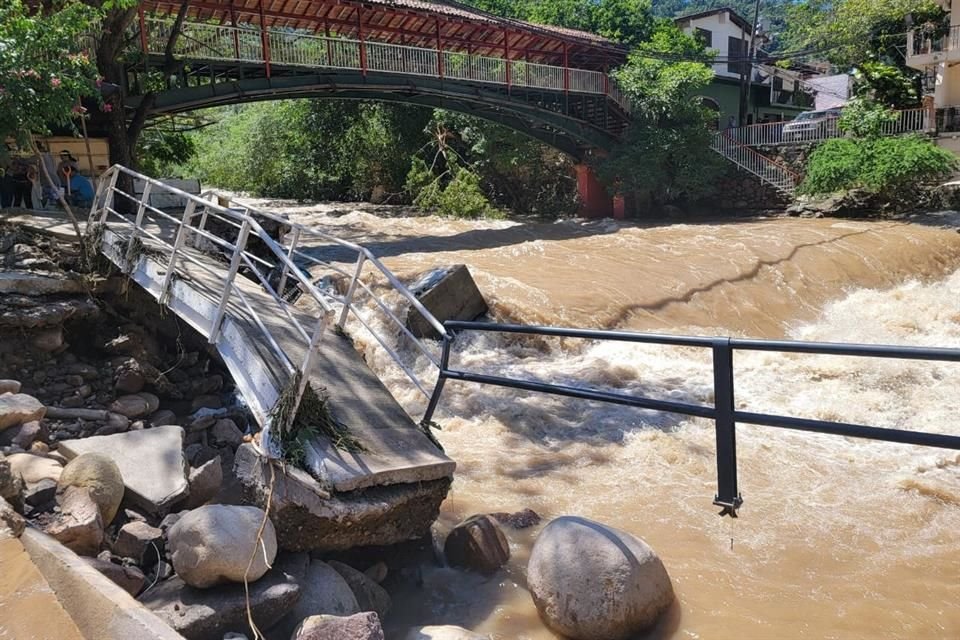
<box><xmin>244</xmin><ymin>200</ymin><xmax>960</xmax><ymax>639</ymax></box>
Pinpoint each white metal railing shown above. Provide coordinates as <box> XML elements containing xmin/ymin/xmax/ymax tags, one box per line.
<box><xmin>710</xmin><ymin>132</ymin><xmax>799</xmax><ymax>196</ymax></box>
<box><xmin>723</xmin><ymin>107</ymin><xmax>932</xmax><ymax>147</ymax></box>
<box><xmin>140</xmin><ymin>17</ymin><xmax>631</xmax><ymax>113</ymax></box>
<box><xmin>908</xmin><ymin>24</ymin><xmax>960</xmax><ymax>58</ymax></box>
<box><xmin>89</xmin><ymin>165</ymin><xmax>447</xmax><ymax>458</ymax></box>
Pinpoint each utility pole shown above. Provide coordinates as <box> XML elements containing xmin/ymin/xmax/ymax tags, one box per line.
<box><xmin>738</xmin><ymin>0</ymin><xmax>762</xmax><ymax>126</ymax></box>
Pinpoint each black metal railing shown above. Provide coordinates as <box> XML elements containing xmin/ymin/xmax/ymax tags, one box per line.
<box><xmin>422</xmin><ymin>321</ymin><xmax>960</xmax><ymax>517</ymax></box>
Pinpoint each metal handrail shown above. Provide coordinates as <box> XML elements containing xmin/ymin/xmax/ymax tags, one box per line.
<box><xmin>91</xmin><ymin>166</ymin><xmax>448</xmax><ymax>458</ymax></box>
<box><xmin>709</xmin><ymin>131</ymin><xmax>798</xmax><ymax>196</ymax></box>
<box><xmin>722</xmin><ymin>107</ymin><xmax>932</xmax><ymax>147</ymax></box>
<box><xmin>140</xmin><ymin>16</ymin><xmax>631</xmax><ymax>112</ymax></box>
<box><xmin>423</xmin><ymin>321</ymin><xmax>960</xmax><ymax>517</ymax></box>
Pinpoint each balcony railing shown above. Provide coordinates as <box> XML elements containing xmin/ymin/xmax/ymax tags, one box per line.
<box><xmin>908</xmin><ymin>24</ymin><xmax>960</xmax><ymax>58</ymax></box>
<box><xmin>141</xmin><ymin>17</ymin><xmax>630</xmax><ymax>114</ymax></box>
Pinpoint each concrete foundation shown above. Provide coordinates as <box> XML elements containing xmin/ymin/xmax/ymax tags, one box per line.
<box><xmin>406</xmin><ymin>265</ymin><xmax>488</xmax><ymax>340</ymax></box>
<box><xmin>235</xmin><ymin>444</ymin><xmax>452</xmax><ymax>552</ymax></box>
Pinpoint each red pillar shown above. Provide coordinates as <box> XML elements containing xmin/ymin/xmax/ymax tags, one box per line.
<box><xmin>138</xmin><ymin>5</ymin><xmax>148</xmax><ymax>54</ymax></box>
<box><xmin>575</xmin><ymin>164</ymin><xmax>613</xmax><ymax>218</ymax></box>
<box><xmin>258</xmin><ymin>0</ymin><xmax>270</xmax><ymax>78</ymax></box>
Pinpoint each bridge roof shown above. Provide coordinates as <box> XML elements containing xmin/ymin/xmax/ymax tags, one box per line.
<box><xmin>143</xmin><ymin>0</ymin><xmax>629</xmax><ymax>68</ymax></box>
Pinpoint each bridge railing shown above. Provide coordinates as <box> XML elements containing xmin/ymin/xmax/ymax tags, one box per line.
<box><xmin>90</xmin><ymin>165</ymin><xmax>446</xmax><ymax>450</ymax></box>
<box><xmin>140</xmin><ymin>17</ymin><xmax>631</xmax><ymax>113</ymax></box>
<box><xmin>710</xmin><ymin>131</ymin><xmax>799</xmax><ymax>195</ymax></box>
<box><xmin>423</xmin><ymin>321</ymin><xmax>960</xmax><ymax>517</ymax></box>
<box><xmin>198</xmin><ymin>191</ymin><xmax>448</xmax><ymax>402</ymax></box>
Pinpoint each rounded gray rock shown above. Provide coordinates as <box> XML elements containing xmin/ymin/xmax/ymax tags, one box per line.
<box><xmin>403</xmin><ymin>625</ymin><xmax>491</xmax><ymax>639</ymax></box>
<box><xmin>526</xmin><ymin>516</ymin><xmax>674</xmax><ymax>640</ymax></box>
<box><xmin>168</xmin><ymin>504</ymin><xmax>277</xmax><ymax>588</ymax></box>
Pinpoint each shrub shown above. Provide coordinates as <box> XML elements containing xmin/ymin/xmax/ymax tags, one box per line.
<box><xmin>800</xmin><ymin>135</ymin><xmax>956</xmax><ymax>197</ymax></box>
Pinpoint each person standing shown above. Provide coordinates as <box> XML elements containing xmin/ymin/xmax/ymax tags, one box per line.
<box><xmin>10</xmin><ymin>158</ymin><xmax>34</xmax><ymax>208</ymax></box>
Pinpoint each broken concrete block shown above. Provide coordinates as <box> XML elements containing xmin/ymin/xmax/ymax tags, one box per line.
<box><xmin>406</xmin><ymin>265</ymin><xmax>488</xmax><ymax>339</ymax></box>
<box><xmin>57</xmin><ymin>425</ymin><xmax>189</xmax><ymax>515</ymax></box>
<box><xmin>235</xmin><ymin>444</ymin><xmax>451</xmax><ymax>552</ymax></box>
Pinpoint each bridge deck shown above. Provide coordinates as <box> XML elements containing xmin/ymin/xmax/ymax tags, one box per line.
<box><xmin>15</xmin><ymin>207</ymin><xmax>453</xmax><ymax>493</ymax></box>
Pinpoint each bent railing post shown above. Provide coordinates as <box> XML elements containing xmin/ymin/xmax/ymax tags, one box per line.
<box><xmin>338</xmin><ymin>253</ymin><xmax>367</xmax><ymax>329</ymax></box>
<box><xmin>209</xmin><ymin>218</ymin><xmax>251</xmax><ymax>344</ymax></box>
<box><xmin>277</xmin><ymin>226</ymin><xmax>301</xmax><ymax>298</ymax></box>
<box><xmin>712</xmin><ymin>338</ymin><xmax>742</xmax><ymax>516</ymax></box>
<box><xmin>422</xmin><ymin>332</ymin><xmax>453</xmax><ymax>425</ymax></box>
<box><xmin>160</xmin><ymin>200</ymin><xmax>197</xmax><ymax>305</ymax></box>
<box><xmin>123</xmin><ymin>182</ymin><xmax>152</xmax><ymax>272</ymax></box>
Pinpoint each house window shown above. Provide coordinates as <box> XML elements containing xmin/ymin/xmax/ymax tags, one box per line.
<box><xmin>728</xmin><ymin>36</ymin><xmax>747</xmax><ymax>75</ymax></box>
<box><xmin>696</xmin><ymin>28</ymin><xmax>713</xmax><ymax>48</ymax></box>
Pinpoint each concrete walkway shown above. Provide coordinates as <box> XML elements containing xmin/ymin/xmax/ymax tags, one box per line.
<box><xmin>0</xmin><ymin>534</ymin><xmax>85</xmax><ymax>640</ymax></box>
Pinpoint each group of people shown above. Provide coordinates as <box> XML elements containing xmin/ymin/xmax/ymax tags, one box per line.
<box><xmin>0</xmin><ymin>150</ymin><xmax>96</xmax><ymax>211</ymax></box>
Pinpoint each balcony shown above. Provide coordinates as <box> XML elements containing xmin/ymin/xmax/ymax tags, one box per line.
<box><xmin>907</xmin><ymin>25</ymin><xmax>960</xmax><ymax>69</ymax></box>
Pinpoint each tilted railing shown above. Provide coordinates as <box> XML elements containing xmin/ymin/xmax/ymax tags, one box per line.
<box><xmin>710</xmin><ymin>131</ymin><xmax>799</xmax><ymax>196</ymax></box>
<box><xmin>140</xmin><ymin>17</ymin><xmax>630</xmax><ymax>114</ymax></box>
<box><xmin>723</xmin><ymin>107</ymin><xmax>931</xmax><ymax>147</ymax></box>
<box><xmin>89</xmin><ymin>165</ymin><xmax>446</xmax><ymax>457</ymax></box>
<box><xmin>423</xmin><ymin>321</ymin><xmax>960</xmax><ymax>517</ymax></box>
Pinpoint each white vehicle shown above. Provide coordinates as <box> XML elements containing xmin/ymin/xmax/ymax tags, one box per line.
<box><xmin>781</xmin><ymin>107</ymin><xmax>843</xmax><ymax>142</ymax></box>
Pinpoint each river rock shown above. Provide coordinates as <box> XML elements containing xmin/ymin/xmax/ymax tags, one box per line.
<box><xmin>45</xmin><ymin>486</ymin><xmax>104</xmax><ymax>555</ymax></box>
<box><xmin>139</xmin><ymin>571</ymin><xmax>299</xmax><ymax>640</ymax></box>
<box><xmin>168</xmin><ymin>504</ymin><xmax>277</xmax><ymax>588</ymax></box>
<box><xmin>490</xmin><ymin>508</ymin><xmax>541</xmax><ymax>529</ymax></box>
<box><xmin>329</xmin><ymin>560</ymin><xmax>391</xmax><ymax>619</ymax></box>
<box><xmin>7</xmin><ymin>452</ymin><xmax>62</xmax><ymax>488</ymax></box>
<box><xmin>0</xmin><ymin>380</ymin><xmax>21</xmax><ymax>394</ymax></box>
<box><xmin>0</xmin><ymin>394</ymin><xmax>45</xmax><ymax>430</ymax></box>
<box><xmin>364</xmin><ymin>561</ymin><xmax>388</xmax><ymax>584</ymax></box>
<box><xmin>0</xmin><ymin>420</ymin><xmax>48</xmax><ymax>449</ymax></box>
<box><xmin>57</xmin><ymin>453</ymin><xmax>124</xmax><ymax>526</ymax></box>
<box><xmin>114</xmin><ymin>361</ymin><xmax>145</xmax><ymax>394</ymax></box>
<box><xmin>24</xmin><ymin>477</ymin><xmax>57</xmax><ymax>507</ymax></box>
<box><xmin>148</xmin><ymin>409</ymin><xmax>177</xmax><ymax>427</ymax></box>
<box><xmin>32</xmin><ymin>327</ymin><xmax>64</xmax><ymax>352</ymax></box>
<box><xmin>526</xmin><ymin>516</ymin><xmax>674</xmax><ymax>640</ymax></box>
<box><xmin>403</xmin><ymin>626</ymin><xmax>491</xmax><ymax>640</ymax></box>
<box><xmin>112</xmin><ymin>520</ymin><xmax>162</xmax><ymax>564</ymax></box>
<box><xmin>209</xmin><ymin>418</ymin><xmax>243</xmax><ymax>448</ymax></box>
<box><xmin>293</xmin><ymin>612</ymin><xmax>385</xmax><ymax>640</ymax></box>
<box><xmin>108</xmin><ymin>393</ymin><xmax>155</xmax><ymax>418</ymax></box>
<box><xmin>444</xmin><ymin>515</ymin><xmax>510</xmax><ymax>575</ymax></box>
<box><xmin>84</xmin><ymin>556</ymin><xmax>146</xmax><ymax>596</ymax></box>
<box><xmin>57</xmin><ymin>425</ymin><xmax>189</xmax><ymax>514</ymax></box>
<box><xmin>0</xmin><ymin>497</ymin><xmax>25</xmax><ymax>536</ymax></box>
<box><xmin>274</xmin><ymin>560</ymin><xmax>360</xmax><ymax>638</ymax></box>
<box><xmin>182</xmin><ymin>456</ymin><xmax>223</xmax><ymax>509</ymax></box>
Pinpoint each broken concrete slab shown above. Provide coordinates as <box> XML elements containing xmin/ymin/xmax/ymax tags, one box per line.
<box><xmin>58</xmin><ymin>425</ymin><xmax>189</xmax><ymax>515</ymax></box>
<box><xmin>139</xmin><ymin>570</ymin><xmax>300</xmax><ymax>640</ymax></box>
<box><xmin>406</xmin><ymin>265</ymin><xmax>488</xmax><ymax>339</ymax></box>
<box><xmin>235</xmin><ymin>444</ymin><xmax>451</xmax><ymax>551</ymax></box>
<box><xmin>0</xmin><ymin>271</ymin><xmax>88</xmax><ymax>295</ymax></box>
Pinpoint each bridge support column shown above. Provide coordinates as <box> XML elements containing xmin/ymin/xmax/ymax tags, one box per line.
<box><xmin>575</xmin><ymin>164</ymin><xmax>613</xmax><ymax>218</ymax></box>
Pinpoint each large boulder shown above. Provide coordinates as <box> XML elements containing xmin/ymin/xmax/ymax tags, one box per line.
<box><xmin>293</xmin><ymin>612</ymin><xmax>384</xmax><ymax>640</ymax></box>
<box><xmin>526</xmin><ymin>516</ymin><xmax>674</xmax><ymax>640</ymax></box>
<box><xmin>168</xmin><ymin>504</ymin><xmax>277</xmax><ymax>588</ymax></box>
<box><xmin>0</xmin><ymin>394</ymin><xmax>45</xmax><ymax>430</ymax></box>
<box><xmin>403</xmin><ymin>626</ymin><xmax>491</xmax><ymax>640</ymax></box>
<box><xmin>57</xmin><ymin>453</ymin><xmax>124</xmax><ymax>526</ymax></box>
<box><xmin>139</xmin><ymin>571</ymin><xmax>299</xmax><ymax>640</ymax></box>
<box><xmin>443</xmin><ymin>515</ymin><xmax>510</xmax><ymax>575</ymax></box>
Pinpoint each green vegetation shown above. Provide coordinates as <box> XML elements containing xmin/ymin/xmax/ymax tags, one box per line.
<box><xmin>0</xmin><ymin>0</ymin><xmax>102</xmax><ymax>142</ymax></box>
<box><xmin>800</xmin><ymin>100</ymin><xmax>957</xmax><ymax>197</ymax></box>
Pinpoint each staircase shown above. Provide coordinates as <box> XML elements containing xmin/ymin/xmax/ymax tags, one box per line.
<box><xmin>710</xmin><ymin>131</ymin><xmax>799</xmax><ymax>198</ymax></box>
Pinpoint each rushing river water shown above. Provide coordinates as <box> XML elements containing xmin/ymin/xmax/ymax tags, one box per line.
<box><xmin>249</xmin><ymin>200</ymin><xmax>960</xmax><ymax>639</ymax></box>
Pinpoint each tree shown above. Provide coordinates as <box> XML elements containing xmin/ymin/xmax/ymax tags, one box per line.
<box><xmin>0</xmin><ymin>0</ymin><xmax>103</xmax><ymax>248</ymax></box>
<box><xmin>597</xmin><ymin>22</ymin><xmax>723</xmax><ymax>207</ymax></box>
<box><xmin>782</xmin><ymin>0</ymin><xmax>945</xmax><ymax>107</ymax></box>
